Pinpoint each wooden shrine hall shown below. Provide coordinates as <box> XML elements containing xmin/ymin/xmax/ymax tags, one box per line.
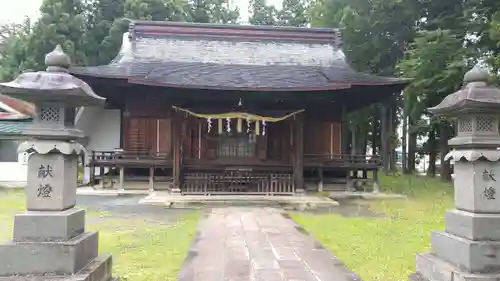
<box><xmin>70</xmin><ymin>20</ymin><xmax>409</xmax><ymax>195</ymax></box>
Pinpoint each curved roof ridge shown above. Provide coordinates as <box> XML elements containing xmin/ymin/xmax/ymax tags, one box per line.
<box><xmin>69</xmin><ymin>21</ymin><xmax>409</xmax><ymax>91</ymax></box>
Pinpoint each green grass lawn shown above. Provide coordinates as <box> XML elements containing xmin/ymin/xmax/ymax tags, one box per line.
<box><xmin>0</xmin><ymin>189</ymin><xmax>200</xmax><ymax>281</ymax></box>
<box><xmin>291</xmin><ymin>174</ymin><xmax>454</xmax><ymax>281</ymax></box>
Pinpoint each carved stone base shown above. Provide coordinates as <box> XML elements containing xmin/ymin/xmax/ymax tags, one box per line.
<box><xmin>14</xmin><ymin>209</ymin><xmax>85</xmax><ymax>242</ymax></box>
<box><xmin>171</xmin><ymin>187</ymin><xmax>182</xmax><ymax>195</ymax></box>
<box><xmin>0</xmin><ymin>232</ymin><xmax>98</xmax><ymax>276</ymax></box>
<box><xmin>412</xmin><ymin>253</ymin><xmax>500</xmax><ymax>281</ymax></box>
<box><xmin>431</xmin><ymin>231</ymin><xmax>500</xmax><ymax>273</ymax></box>
<box><xmin>0</xmin><ymin>254</ymin><xmax>113</xmax><ymax>281</ymax></box>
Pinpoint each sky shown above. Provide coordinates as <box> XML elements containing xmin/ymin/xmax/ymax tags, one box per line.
<box><xmin>0</xmin><ymin>0</ymin><xmax>43</xmax><ymax>24</ymax></box>
<box><xmin>0</xmin><ymin>0</ymin><xmax>282</xmax><ymax>24</ymax></box>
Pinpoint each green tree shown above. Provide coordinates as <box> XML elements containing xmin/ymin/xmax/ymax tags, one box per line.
<box><xmin>277</xmin><ymin>0</ymin><xmax>309</xmax><ymax>27</ymax></box>
<box><xmin>0</xmin><ymin>19</ymin><xmax>35</xmax><ymax>80</ymax></box>
<box><xmin>399</xmin><ymin>29</ymin><xmax>470</xmax><ymax>179</ymax></box>
<box><xmin>309</xmin><ymin>0</ymin><xmax>420</xmax><ymax>173</ymax></box>
<box><xmin>23</xmin><ymin>0</ymin><xmax>88</xmax><ymax>70</ymax></box>
<box><xmin>490</xmin><ymin>11</ymin><xmax>500</xmax><ymax>78</ymax></box>
<box><xmin>190</xmin><ymin>0</ymin><xmax>239</xmax><ymax>24</ymax></box>
<box><xmin>249</xmin><ymin>0</ymin><xmax>278</xmax><ymax>25</ymax></box>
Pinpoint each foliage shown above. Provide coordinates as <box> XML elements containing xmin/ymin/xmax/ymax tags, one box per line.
<box><xmin>277</xmin><ymin>0</ymin><xmax>309</xmax><ymax>26</ymax></box>
<box><xmin>399</xmin><ymin>30</ymin><xmax>470</xmax><ymax>118</ymax></box>
<box><xmin>248</xmin><ymin>0</ymin><xmax>279</xmax><ymax>25</ymax></box>
<box><xmin>490</xmin><ymin>11</ymin><xmax>500</xmax><ymax>76</ymax></box>
<box><xmin>291</xmin><ymin>174</ymin><xmax>453</xmax><ymax>281</ymax></box>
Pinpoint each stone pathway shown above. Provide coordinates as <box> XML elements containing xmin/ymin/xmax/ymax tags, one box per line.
<box><xmin>178</xmin><ymin>207</ymin><xmax>362</xmax><ymax>281</ymax></box>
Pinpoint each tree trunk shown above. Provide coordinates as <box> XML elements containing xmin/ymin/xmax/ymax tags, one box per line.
<box><xmin>402</xmin><ymin>106</ymin><xmax>408</xmax><ymax>173</ymax></box>
<box><xmin>389</xmin><ymin>104</ymin><xmax>397</xmax><ymax>172</ymax></box>
<box><xmin>351</xmin><ymin>128</ymin><xmax>357</xmax><ymax>156</ymax></box>
<box><xmin>439</xmin><ymin>120</ymin><xmax>452</xmax><ymax>181</ymax></box>
<box><xmin>361</xmin><ymin>133</ymin><xmax>368</xmax><ymax>155</ymax></box>
<box><xmin>371</xmin><ymin>107</ymin><xmax>379</xmax><ymax>155</ymax></box>
<box><xmin>427</xmin><ymin>128</ymin><xmax>437</xmax><ymax>177</ymax></box>
<box><xmin>407</xmin><ymin>116</ymin><xmax>417</xmax><ymax>174</ymax></box>
<box><xmin>380</xmin><ymin>104</ymin><xmax>389</xmax><ymax>175</ymax></box>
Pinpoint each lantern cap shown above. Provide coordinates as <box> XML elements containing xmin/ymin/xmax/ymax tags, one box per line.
<box><xmin>0</xmin><ymin>46</ymin><xmax>105</xmax><ymax>107</ymax></box>
<box><xmin>428</xmin><ymin>65</ymin><xmax>500</xmax><ymax>117</ymax></box>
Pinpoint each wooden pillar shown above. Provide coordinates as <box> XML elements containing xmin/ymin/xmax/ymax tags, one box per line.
<box><xmin>373</xmin><ymin>168</ymin><xmax>380</xmax><ymax>193</ymax></box>
<box><xmin>345</xmin><ymin>170</ymin><xmax>350</xmax><ymax>191</ymax></box>
<box><xmin>90</xmin><ymin>151</ymin><xmax>95</xmax><ymax>188</ymax></box>
<box><xmin>119</xmin><ymin>167</ymin><xmax>125</xmax><ymax>191</ymax></box>
<box><xmin>98</xmin><ymin>166</ymin><xmax>104</xmax><ymax>189</ymax></box>
<box><xmin>341</xmin><ymin>106</ymin><xmax>349</xmax><ymax>155</ymax></box>
<box><xmin>293</xmin><ymin>114</ymin><xmax>304</xmax><ymax>195</ymax></box>
<box><xmin>318</xmin><ymin>168</ymin><xmax>323</xmax><ymax>192</ymax></box>
<box><xmin>172</xmin><ymin>111</ymin><xmax>182</xmax><ymax>194</ymax></box>
<box><xmin>148</xmin><ymin>166</ymin><xmax>154</xmax><ymax>192</ymax></box>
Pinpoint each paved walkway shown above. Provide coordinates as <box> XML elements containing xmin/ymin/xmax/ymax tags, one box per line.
<box><xmin>178</xmin><ymin>208</ymin><xmax>362</xmax><ymax>281</ymax></box>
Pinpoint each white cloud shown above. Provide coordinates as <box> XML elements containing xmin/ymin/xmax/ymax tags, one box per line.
<box><xmin>0</xmin><ymin>0</ymin><xmax>42</xmax><ymax>24</ymax></box>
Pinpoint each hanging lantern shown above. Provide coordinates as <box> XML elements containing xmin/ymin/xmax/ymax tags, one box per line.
<box><xmin>237</xmin><ymin>118</ymin><xmax>242</xmax><ymax>133</ymax></box>
<box><xmin>226</xmin><ymin>118</ymin><xmax>231</xmax><ymax>133</ymax></box>
<box><xmin>246</xmin><ymin>118</ymin><xmax>251</xmax><ymax>134</ymax></box>
<box><xmin>207</xmin><ymin>118</ymin><xmax>212</xmax><ymax>133</ymax></box>
<box><xmin>262</xmin><ymin>120</ymin><xmax>266</xmax><ymax>136</ymax></box>
<box><xmin>255</xmin><ymin>120</ymin><xmax>260</xmax><ymax>136</ymax></box>
<box><xmin>218</xmin><ymin>119</ymin><xmax>223</xmax><ymax>134</ymax></box>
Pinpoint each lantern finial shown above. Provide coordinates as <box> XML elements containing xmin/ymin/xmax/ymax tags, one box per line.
<box><xmin>45</xmin><ymin>45</ymin><xmax>71</xmax><ymax>72</ymax></box>
<box><xmin>463</xmin><ymin>64</ymin><xmax>489</xmax><ymax>85</ymax></box>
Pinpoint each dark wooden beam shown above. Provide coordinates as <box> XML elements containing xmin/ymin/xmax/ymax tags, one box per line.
<box><xmin>172</xmin><ymin>111</ymin><xmax>182</xmax><ymax>193</ymax></box>
<box><xmin>293</xmin><ymin>113</ymin><xmax>305</xmax><ymax>194</ymax></box>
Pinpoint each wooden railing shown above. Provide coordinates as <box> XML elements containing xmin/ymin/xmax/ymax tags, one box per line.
<box><xmin>89</xmin><ymin>149</ymin><xmax>171</xmax><ymax>163</ymax></box>
<box><xmin>182</xmin><ymin>169</ymin><xmax>294</xmax><ymax>195</ymax></box>
<box><xmin>304</xmin><ymin>154</ymin><xmax>381</xmax><ymax>166</ymax></box>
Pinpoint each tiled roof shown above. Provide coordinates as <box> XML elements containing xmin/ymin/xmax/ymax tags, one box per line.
<box><xmin>0</xmin><ymin>120</ymin><xmax>30</xmax><ymax>135</ymax></box>
<box><xmin>0</xmin><ymin>94</ymin><xmax>35</xmax><ymax>117</ymax></box>
<box><xmin>70</xmin><ymin>21</ymin><xmax>409</xmax><ymax>91</ymax></box>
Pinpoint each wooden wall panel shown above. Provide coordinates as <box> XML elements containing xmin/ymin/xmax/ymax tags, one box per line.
<box><xmin>257</xmin><ymin>135</ymin><xmax>268</xmax><ymax>160</ymax></box>
<box><xmin>304</xmin><ymin>117</ymin><xmax>324</xmax><ymax>155</ymax></box>
<box><xmin>319</xmin><ymin>121</ymin><xmax>342</xmax><ymax>156</ymax></box>
<box><xmin>158</xmin><ymin>118</ymin><xmax>172</xmax><ymax>156</ymax></box>
<box><xmin>267</xmin><ymin>122</ymin><xmax>282</xmax><ymax>160</ymax></box>
<box><xmin>281</xmin><ymin>121</ymin><xmax>292</xmax><ymax>164</ymax></box>
<box><xmin>124</xmin><ymin>117</ymin><xmax>173</xmax><ymax>155</ymax></box>
<box><xmin>124</xmin><ymin>117</ymin><xmax>150</xmax><ymax>152</ymax></box>
<box><xmin>302</xmin><ymin>115</ymin><xmax>343</xmax><ymax>157</ymax></box>
<box><xmin>332</xmin><ymin>122</ymin><xmax>342</xmax><ymax>155</ymax></box>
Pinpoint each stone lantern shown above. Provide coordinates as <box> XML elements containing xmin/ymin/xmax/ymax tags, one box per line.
<box><xmin>411</xmin><ymin>65</ymin><xmax>500</xmax><ymax>281</ymax></box>
<box><xmin>0</xmin><ymin>46</ymin><xmax>113</xmax><ymax>280</ymax></box>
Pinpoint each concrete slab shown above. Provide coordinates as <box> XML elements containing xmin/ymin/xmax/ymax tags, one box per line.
<box><xmin>139</xmin><ymin>192</ymin><xmax>339</xmax><ymax>210</ymax></box>
<box><xmin>329</xmin><ymin>191</ymin><xmax>407</xmax><ymax>200</ymax></box>
<box><xmin>77</xmin><ymin>187</ymin><xmax>150</xmax><ymax>197</ymax></box>
<box><xmin>178</xmin><ymin>208</ymin><xmax>361</xmax><ymax>281</ymax></box>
